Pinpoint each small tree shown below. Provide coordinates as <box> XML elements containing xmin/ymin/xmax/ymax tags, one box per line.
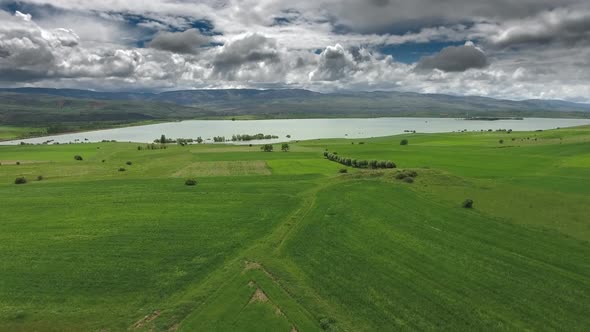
<box><xmin>323</xmin><ymin>151</ymin><xmax>329</xmax><ymax>158</ymax></box>
<box><xmin>261</xmin><ymin>144</ymin><xmax>273</xmax><ymax>152</ymax></box>
<box><xmin>281</xmin><ymin>143</ymin><xmax>290</xmax><ymax>152</ymax></box>
<box><xmin>118</xmin><ymin>167</ymin><xmax>126</xmax><ymax>172</ymax></box>
<box><xmin>400</xmin><ymin>139</ymin><xmax>409</xmax><ymax>146</ymax></box>
<box><xmin>185</xmin><ymin>178</ymin><xmax>197</xmax><ymax>186</ymax></box>
<box><xmin>160</xmin><ymin>134</ymin><xmax>167</xmax><ymax>144</ymax></box>
<box><xmin>499</xmin><ymin>139</ymin><xmax>504</xmax><ymax>144</ymax></box>
<box><xmin>37</xmin><ymin>175</ymin><xmax>44</xmax><ymax>181</ymax></box>
<box><xmin>462</xmin><ymin>199</ymin><xmax>474</xmax><ymax>208</ymax></box>
<box><xmin>14</xmin><ymin>177</ymin><xmax>27</xmax><ymax>184</ymax></box>
<box><xmin>126</xmin><ymin>161</ymin><xmax>133</xmax><ymax>166</ymax></box>
<box><xmin>74</xmin><ymin>155</ymin><xmax>83</xmax><ymax>161</ymax></box>
<box><xmin>369</xmin><ymin>160</ymin><xmax>378</xmax><ymax>169</ymax></box>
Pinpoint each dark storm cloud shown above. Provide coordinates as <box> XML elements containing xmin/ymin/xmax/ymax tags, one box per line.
<box><xmin>148</xmin><ymin>28</ymin><xmax>210</xmax><ymax>54</ymax></box>
<box><xmin>212</xmin><ymin>34</ymin><xmax>280</xmax><ymax>76</ymax></box>
<box><xmin>490</xmin><ymin>8</ymin><xmax>590</xmax><ymax>48</ymax></box>
<box><xmin>416</xmin><ymin>43</ymin><xmax>488</xmax><ymax>72</ymax></box>
<box><xmin>327</xmin><ymin>0</ymin><xmax>586</xmax><ymax>33</ymax></box>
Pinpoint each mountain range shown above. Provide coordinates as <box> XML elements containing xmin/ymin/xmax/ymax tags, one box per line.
<box><xmin>1</xmin><ymin>88</ymin><xmax>589</xmax><ymax>131</ymax></box>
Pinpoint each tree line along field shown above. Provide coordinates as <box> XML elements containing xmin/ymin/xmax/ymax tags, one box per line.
<box><xmin>0</xmin><ymin>126</ymin><xmax>589</xmax><ymax>331</ymax></box>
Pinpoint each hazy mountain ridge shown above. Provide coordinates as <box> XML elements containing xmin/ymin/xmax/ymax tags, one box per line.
<box><xmin>1</xmin><ymin>88</ymin><xmax>589</xmax><ymax>131</ymax></box>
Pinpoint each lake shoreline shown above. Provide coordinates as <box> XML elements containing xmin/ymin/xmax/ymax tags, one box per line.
<box><xmin>3</xmin><ymin>117</ymin><xmax>590</xmax><ymax>146</ymax></box>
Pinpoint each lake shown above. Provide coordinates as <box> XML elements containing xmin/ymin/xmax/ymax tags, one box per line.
<box><xmin>3</xmin><ymin>117</ymin><xmax>590</xmax><ymax>145</ymax></box>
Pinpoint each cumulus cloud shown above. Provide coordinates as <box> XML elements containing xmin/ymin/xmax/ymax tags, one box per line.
<box><xmin>416</xmin><ymin>42</ymin><xmax>488</xmax><ymax>72</ymax></box>
<box><xmin>0</xmin><ymin>1</ymin><xmax>590</xmax><ymax>103</ymax></box>
<box><xmin>310</xmin><ymin>44</ymin><xmax>356</xmax><ymax>81</ymax></box>
<box><xmin>212</xmin><ymin>33</ymin><xmax>281</xmax><ymax>79</ymax></box>
<box><xmin>148</xmin><ymin>29</ymin><xmax>210</xmax><ymax>54</ymax></box>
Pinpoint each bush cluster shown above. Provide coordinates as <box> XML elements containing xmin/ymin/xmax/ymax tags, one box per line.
<box><xmin>394</xmin><ymin>170</ymin><xmax>418</xmax><ymax>181</ymax></box>
<box><xmin>140</xmin><ymin>144</ymin><xmax>167</xmax><ymax>150</ymax></box>
<box><xmin>462</xmin><ymin>199</ymin><xmax>474</xmax><ymax>208</ymax></box>
<box><xmin>323</xmin><ymin>152</ymin><xmax>396</xmax><ymax>169</ymax></box>
<box><xmin>14</xmin><ymin>177</ymin><xmax>27</xmax><ymax>185</ymax></box>
<box><xmin>261</xmin><ymin>144</ymin><xmax>274</xmax><ymax>152</ymax></box>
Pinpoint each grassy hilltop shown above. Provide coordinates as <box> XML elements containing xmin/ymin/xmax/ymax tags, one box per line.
<box><xmin>1</xmin><ymin>126</ymin><xmax>590</xmax><ymax>331</ymax></box>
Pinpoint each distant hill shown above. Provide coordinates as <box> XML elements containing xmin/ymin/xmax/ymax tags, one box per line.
<box><xmin>1</xmin><ymin>88</ymin><xmax>589</xmax><ymax>131</ymax></box>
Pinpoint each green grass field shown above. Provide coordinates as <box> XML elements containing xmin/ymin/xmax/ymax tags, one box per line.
<box><xmin>1</xmin><ymin>126</ymin><xmax>589</xmax><ymax>331</ymax></box>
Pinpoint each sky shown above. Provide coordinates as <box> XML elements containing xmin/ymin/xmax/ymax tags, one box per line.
<box><xmin>0</xmin><ymin>0</ymin><xmax>589</xmax><ymax>102</ymax></box>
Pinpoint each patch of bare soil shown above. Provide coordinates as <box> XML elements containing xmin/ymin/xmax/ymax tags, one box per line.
<box><xmin>244</xmin><ymin>261</ymin><xmax>261</xmax><ymax>271</ymax></box>
<box><xmin>249</xmin><ymin>288</ymin><xmax>269</xmax><ymax>304</ymax></box>
<box><xmin>132</xmin><ymin>310</ymin><xmax>161</xmax><ymax>329</ymax></box>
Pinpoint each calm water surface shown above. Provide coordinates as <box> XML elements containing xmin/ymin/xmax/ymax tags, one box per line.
<box><xmin>3</xmin><ymin>117</ymin><xmax>590</xmax><ymax>145</ymax></box>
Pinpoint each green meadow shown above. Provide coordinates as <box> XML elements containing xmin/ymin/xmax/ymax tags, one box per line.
<box><xmin>1</xmin><ymin>126</ymin><xmax>589</xmax><ymax>331</ymax></box>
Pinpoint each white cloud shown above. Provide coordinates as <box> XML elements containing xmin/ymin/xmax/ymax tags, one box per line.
<box><xmin>0</xmin><ymin>1</ymin><xmax>589</xmax><ymax>103</ymax></box>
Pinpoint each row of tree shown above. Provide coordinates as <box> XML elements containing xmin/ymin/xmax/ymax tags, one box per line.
<box><xmin>323</xmin><ymin>152</ymin><xmax>396</xmax><ymax>169</ymax></box>
<box><xmin>231</xmin><ymin>134</ymin><xmax>279</xmax><ymax>141</ymax></box>
<box><xmin>154</xmin><ymin>135</ymin><xmax>204</xmax><ymax>144</ymax></box>
<box><xmin>260</xmin><ymin>143</ymin><xmax>290</xmax><ymax>152</ymax></box>
<box><xmin>154</xmin><ymin>134</ymin><xmax>279</xmax><ymax>144</ymax></box>
<box><xmin>138</xmin><ymin>143</ymin><xmax>167</xmax><ymax>150</ymax></box>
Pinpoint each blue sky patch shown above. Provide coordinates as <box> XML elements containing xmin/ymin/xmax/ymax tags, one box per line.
<box><xmin>379</xmin><ymin>41</ymin><xmax>465</xmax><ymax>64</ymax></box>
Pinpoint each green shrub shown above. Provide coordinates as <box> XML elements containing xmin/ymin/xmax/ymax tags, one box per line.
<box><xmin>395</xmin><ymin>172</ymin><xmax>407</xmax><ymax>180</ymax></box>
<box><xmin>386</xmin><ymin>161</ymin><xmax>396</xmax><ymax>168</ymax></box>
<box><xmin>126</xmin><ymin>161</ymin><xmax>133</xmax><ymax>166</ymax></box>
<box><xmin>319</xmin><ymin>317</ymin><xmax>337</xmax><ymax>330</ymax></box>
<box><xmin>118</xmin><ymin>167</ymin><xmax>126</xmax><ymax>172</ymax></box>
<box><xmin>185</xmin><ymin>178</ymin><xmax>197</xmax><ymax>186</ymax></box>
<box><xmin>74</xmin><ymin>155</ymin><xmax>83</xmax><ymax>161</ymax></box>
<box><xmin>400</xmin><ymin>139</ymin><xmax>409</xmax><ymax>145</ymax></box>
<box><xmin>462</xmin><ymin>199</ymin><xmax>474</xmax><ymax>208</ymax></box>
<box><xmin>37</xmin><ymin>175</ymin><xmax>44</xmax><ymax>181</ymax></box>
<box><xmin>338</xmin><ymin>168</ymin><xmax>348</xmax><ymax>174</ymax></box>
<box><xmin>14</xmin><ymin>177</ymin><xmax>27</xmax><ymax>184</ymax></box>
<box><xmin>16</xmin><ymin>161</ymin><xmax>20</xmax><ymax>165</ymax></box>
<box><xmin>403</xmin><ymin>177</ymin><xmax>414</xmax><ymax>183</ymax></box>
